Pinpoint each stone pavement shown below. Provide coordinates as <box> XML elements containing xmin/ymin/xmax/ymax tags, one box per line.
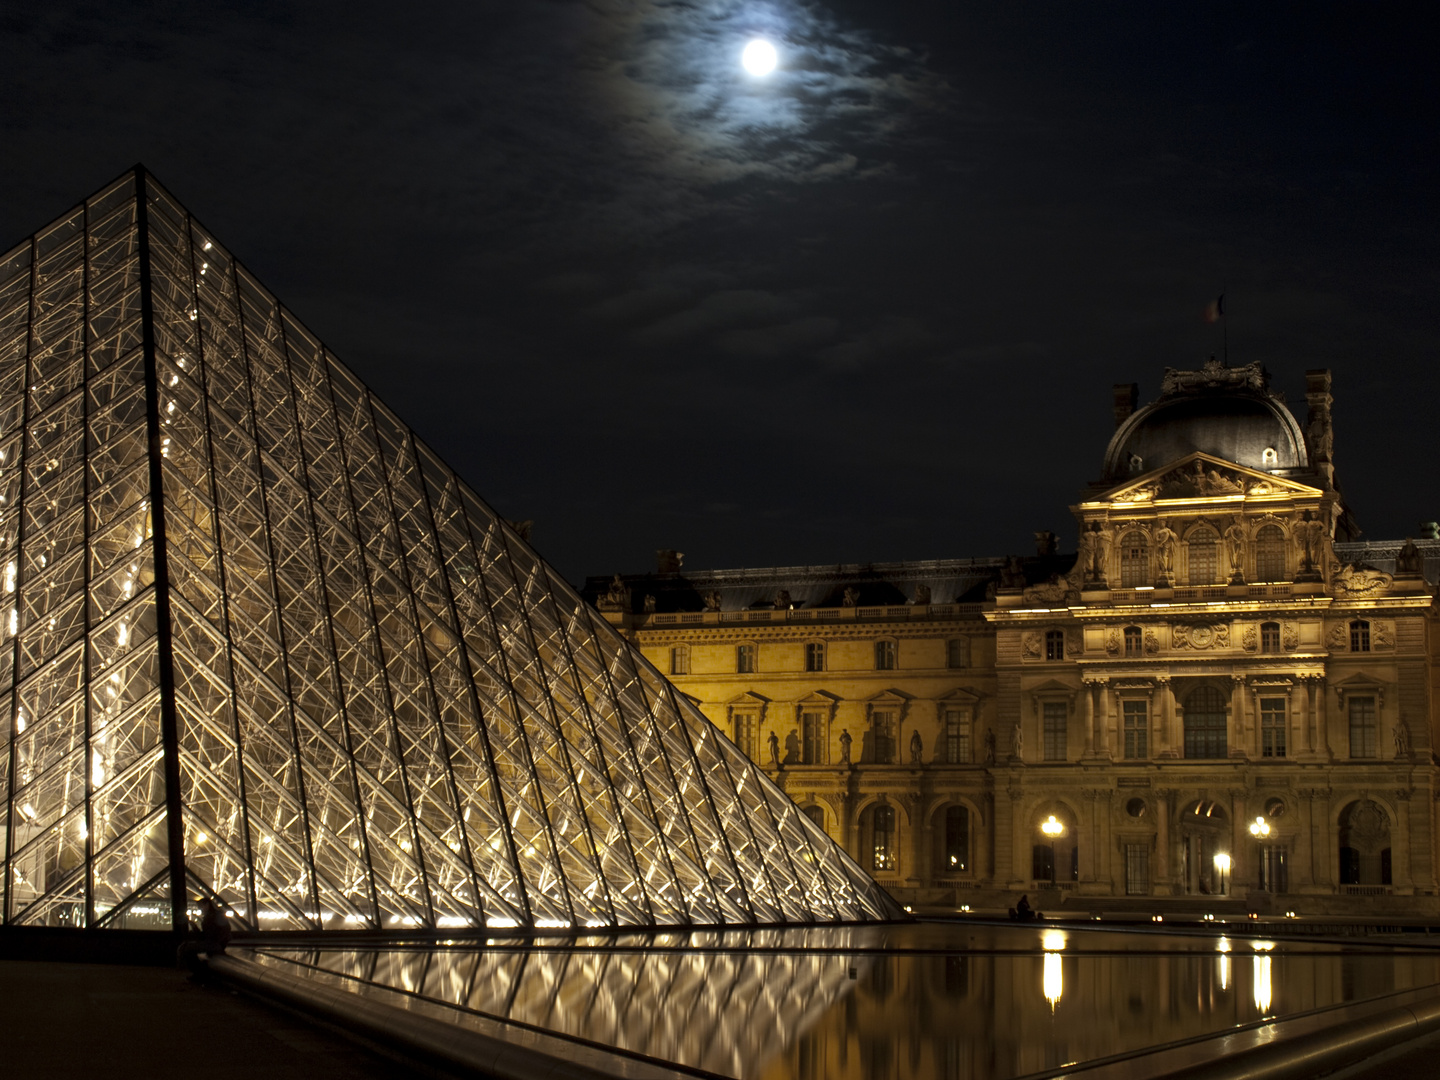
<box><xmin>0</xmin><ymin>959</ymin><xmax>440</xmax><ymax>1080</ymax></box>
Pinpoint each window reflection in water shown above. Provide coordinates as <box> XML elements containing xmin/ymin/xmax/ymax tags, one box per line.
<box><xmin>252</xmin><ymin>926</ymin><xmax>1440</xmax><ymax>1080</ymax></box>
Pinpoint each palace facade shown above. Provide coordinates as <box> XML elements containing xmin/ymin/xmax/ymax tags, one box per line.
<box><xmin>584</xmin><ymin>361</ymin><xmax>1440</xmax><ymax>913</ymax></box>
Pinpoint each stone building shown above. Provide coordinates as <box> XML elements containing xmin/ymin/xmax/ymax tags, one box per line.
<box><xmin>584</xmin><ymin>360</ymin><xmax>1440</xmax><ymax>913</ymax></box>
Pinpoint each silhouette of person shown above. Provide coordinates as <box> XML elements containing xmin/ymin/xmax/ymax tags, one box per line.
<box><xmin>199</xmin><ymin>897</ymin><xmax>232</xmax><ymax>955</ymax></box>
<box><xmin>1015</xmin><ymin>894</ymin><xmax>1033</xmax><ymax>921</ymax></box>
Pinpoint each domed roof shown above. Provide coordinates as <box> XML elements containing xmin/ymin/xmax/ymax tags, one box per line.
<box><xmin>1102</xmin><ymin>360</ymin><xmax>1307</xmax><ymax>481</ymax></box>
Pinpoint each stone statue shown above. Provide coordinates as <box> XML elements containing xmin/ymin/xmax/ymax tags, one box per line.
<box><xmin>909</xmin><ymin>729</ymin><xmax>923</xmax><ymax>764</ymax></box>
<box><xmin>1010</xmin><ymin>722</ymin><xmax>1023</xmax><ymax>762</ymax></box>
<box><xmin>642</xmin><ymin>593</ymin><xmax>657</xmax><ymax>612</ymax></box>
<box><xmin>1154</xmin><ymin>521</ymin><xmax>1176</xmax><ymax>580</ymax></box>
<box><xmin>1224</xmin><ymin>523</ymin><xmax>1246</xmax><ymax>581</ymax></box>
<box><xmin>1394</xmin><ymin>719</ymin><xmax>1411</xmax><ymax>758</ymax></box>
<box><xmin>1396</xmin><ymin>538</ymin><xmax>1425</xmax><ymax>576</ymax></box>
<box><xmin>767</xmin><ymin>730</ymin><xmax>780</xmax><ymax>767</ymax></box>
<box><xmin>983</xmin><ymin>729</ymin><xmax>997</xmax><ymax>764</ymax></box>
<box><xmin>1000</xmin><ymin>557</ymin><xmax>1027</xmax><ymax>591</ymax></box>
<box><xmin>703</xmin><ymin>590</ymin><xmax>722</xmax><ymax>611</ymax></box>
<box><xmin>774</xmin><ymin>589</ymin><xmax>792</xmax><ymax>610</ymax></box>
<box><xmin>841</xmin><ymin>586</ymin><xmax>859</xmax><ymax>607</ymax></box>
<box><xmin>911</xmin><ymin>583</ymin><xmax>931</xmax><ymax>606</ymax></box>
<box><xmin>598</xmin><ymin>574</ymin><xmax>628</xmax><ymax>611</ymax></box>
<box><xmin>839</xmin><ymin>729</ymin><xmax>853</xmax><ymax>764</ymax></box>
<box><xmin>1083</xmin><ymin>522</ymin><xmax>1108</xmax><ymax>582</ymax></box>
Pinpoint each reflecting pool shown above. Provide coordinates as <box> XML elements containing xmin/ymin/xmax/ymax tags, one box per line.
<box><xmin>248</xmin><ymin>922</ymin><xmax>1440</xmax><ymax>1079</ymax></box>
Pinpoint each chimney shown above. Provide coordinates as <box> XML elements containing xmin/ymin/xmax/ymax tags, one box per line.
<box><xmin>1034</xmin><ymin>530</ymin><xmax>1058</xmax><ymax>557</ymax></box>
<box><xmin>1304</xmin><ymin>369</ymin><xmax>1335</xmax><ymax>488</ymax></box>
<box><xmin>656</xmin><ymin>549</ymin><xmax>684</xmax><ymax>575</ymax></box>
<box><xmin>1112</xmin><ymin>383</ymin><xmax>1139</xmax><ymax>428</ymax></box>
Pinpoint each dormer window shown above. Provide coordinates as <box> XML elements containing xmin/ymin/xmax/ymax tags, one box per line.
<box><xmin>1262</xmin><ymin>447</ymin><xmax>1278</xmax><ymax>467</ymax></box>
<box><xmin>1128</xmin><ymin>453</ymin><xmax>1145</xmax><ymax>474</ymax></box>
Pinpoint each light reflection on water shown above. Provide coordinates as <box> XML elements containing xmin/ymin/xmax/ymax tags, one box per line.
<box><xmin>255</xmin><ymin>924</ymin><xmax>1440</xmax><ymax>1080</ymax></box>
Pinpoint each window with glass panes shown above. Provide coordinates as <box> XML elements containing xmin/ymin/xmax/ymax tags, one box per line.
<box><xmin>1123</xmin><ymin>625</ymin><xmax>1142</xmax><ymax>656</ymax></box>
<box><xmin>1255</xmin><ymin>524</ymin><xmax>1286</xmax><ymax>581</ymax></box>
<box><xmin>947</xmin><ymin>638</ymin><xmax>969</xmax><ymax>668</ymax></box>
<box><xmin>1348</xmin><ymin>696</ymin><xmax>1377</xmax><ymax>758</ymax></box>
<box><xmin>1350</xmin><ymin>620</ymin><xmax>1371</xmax><ymax>652</ymax></box>
<box><xmin>874</xmin><ymin>639</ymin><xmax>896</xmax><ymax>670</ymax></box>
<box><xmin>1188</xmin><ymin>529</ymin><xmax>1218</xmax><ymax>584</ymax></box>
<box><xmin>1123</xmin><ymin>700</ymin><xmax>1148</xmax><ymax>758</ymax></box>
<box><xmin>944</xmin><ymin>708</ymin><xmax>971</xmax><ymax>763</ymax></box>
<box><xmin>871</xmin><ymin>805</ymin><xmax>897</xmax><ymax>871</ymax></box>
<box><xmin>1042</xmin><ymin>701</ymin><xmax>1067</xmax><ymax>761</ymax></box>
<box><xmin>736</xmin><ymin>643</ymin><xmax>756</xmax><ymax>673</ymax></box>
<box><xmin>1120</xmin><ymin>531</ymin><xmax>1149</xmax><ymax>587</ymax></box>
<box><xmin>1260</xmin><ymin>622</ymin><xmax>1280</xmax><ymax>652</ymax></box>
<box><xmin>944</xmin><ymin>806</ymin><xmax>969</xmax><ymax>872</ymax></box>
<box><xmin>1045</xmin><ymin>630</ymin><xmax>1064</xmax><ymax>660</ymax></box>
<box><xmin>670</xmin><ymin>644</ymin><xmax>689</xmax><ymax>675</ymax></box>
<box><xmin>1183</xmin><ymin>685</ymin><xmax>1228</xmax><ymax>758</ymax></box>
<box><xmin>801</xmin><ymin>711</ymin><xmax>824</xmax><ymax>764</ymax></box>
<box><xmin>1125</xmin><ymin>844</ymin><xmax>1150</xmax><ymax>895</ymax></box>
<box><xmin>732</xmin><ymin>712</ymin><xmax>757</xmax><ymax>757</ymax></box>
<box><xmin>871</xmin><ymin>711</ymin><xmax>897</xmax><ymax>763</ymax></box>
<box><xmin>805</xmin><ymin>641</ymin><xmax>825</xmax><ymax>671</ymax></box>
<box><xmin>1260</xmin><ymin>697</ymin><xmax>1286</xmax><ymax>757</ymax></box>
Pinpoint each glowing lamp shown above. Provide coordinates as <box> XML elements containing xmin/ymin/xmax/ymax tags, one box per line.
<box><xmin>1040</xmin><ymin>815</ymin><xmax>1065</xmax><ymax>837</ymax></box>
<box><xmin>1213</xmin><ymin>853</ymin><xmax>1232</xmax><ymax>873</ymax></box>
<box><xmin>1249</xmin><ymin>815</ymin><xmax>1271</xmax><ymax>838</ymax></box>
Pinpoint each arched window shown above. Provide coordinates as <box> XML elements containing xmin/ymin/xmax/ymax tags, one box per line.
<box><xmin>1338</xmin><ymin>800</ymin><xmax>1391</xmax><ymax>886</ymax></box>
<box><xmin>1183</xmin><ymin>685</ymin><xmax>1228</xmax><ymax>759</ymax></box>
<box><xmin>670</xmin><ymin>645</ymin><xmax>689</xmax><ymax>675</ymax></box>
<box><xmin>1120</xmin><ymin>531</ymin><xmax>1149</xmax><ymax>587</ymax></box>
<box><xmin>1260</xmin><ymin>622</ymin><xmax>1280</xmax><ymax>652</ymax></box>
<box><xmin>1255</xmin><ymin>524</ymin><xmax>1286</xmax><ymax>582</ymax></box>
<box><xmin>1123</xmin><ymin>625</ymin><xmax>1142</xmax><ymax>657</ymax></box>
<box><xmin>1188</xmin><ymin>528</ymin><xmax>1218</xmax><ymax>585</ymax></box>
<box><xmin>874</xmin><ymin>639</ymin><xmax>897</xmax><ymax>670</ymax></box>
<box><xmin>1349</xmin><ymin>620</ymin><xmax>1371</xmax><ymax>652</ymax></box>
<box><xmin>802</xmin><ymin>804</ymin><xmax>826</xmax><ymax>831</ymax></box>
<box><xmin>871</xmin><ymin>805</ymin><xmax>897</xmax><ymax>872</ymax></box>
<box><xmin>944</xmin><ymin>806</ymin><xmax>969</xmax><ymax>872</ymax></box>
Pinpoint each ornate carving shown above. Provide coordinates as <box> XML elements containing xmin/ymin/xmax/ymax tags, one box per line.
<box><xmin>1021</xmin><ymin>632</ymin><xmax>1042</xmax><ymax>659</ymax></box>
<box><xmin>1394</xmin><ymin>719</ymin><xmax>1411</xmax><ymax>758</ymax></box>
<box><xmin>999</xmin><ymin>558</ymin><xmax>1027</xmax><ymax>590</ymax></box>
<box><xmin>642</xmin><ymin>593</ymin><xmax>657</xmax><ymax>612</ymax></box>
<box><xmin>1160</xmin><ymin>358</ymin><xmax>1268</xmax><ymax>396</ymax></box>
<box><xmin>1143</xmin><ymin>630</ymin><xmax>1160</xmax><ymax>656</ymax></box>
<box><xmin>909</xmin><ymin>729</ymin><xmax>924</xmax><ymax>764</ymax></box>
<box><xmin>1327</xmin><ymin>623</ymin><xmax>1348</xmax><ymax>651</ymax></box>
<box><xmin>910</xmin><ymin>583</ymin><xmax>931</xmax><ymax>606</ymax></box>
<box><xmin>1282</xmin><ymin>623</ymin><xmax>1299</xmax><ymax>650</ymax></box>
<box><xmin>1010</xmin><ymin>722</ymin><xmax>1023</xmax><ymax>762</ymax></box>
<box><xmin>1022</xmin><ymin>577</ymin><xmax>1069</xmax><ymax>604</ymax></box>
<box><xmin>1172</xmin><ymin>623</ymin><xmax>1229</xmax><ymax>650</ymax></box>
<box><xmin>1105</xmin><ymin>629</ymin><xmax>1121</xmax><ymax>657</ymax></box>
<box><xmin>1396</xmin><ymin>538</ymin><xmax>1425</xmax><ymax>576</ymax></box>
<box><xmin>1224</xmin><ymin>522</ymin><xmax>1246</xmax><ymax>581</ymax></box>
<box><xmin>1154</xmin><ymin>521</ymin><xmax>1177</xmax><ymax>582</ymax></box>
<box><xmin>597</xmin><ymin>574</ymin><xmax>629</xmax><ymax>611</ymax></box>
<box><xmin>1373</xmin><ymin>622</ymin><xmax>1395</xmax><ymax>649</ymax></box>
<box><xmin>774</xmin><ymin>589</ymin><xmax>792</xmax><ymax>610</ymax></box>
<box><xmin>1241</xmin><ymin>626</ymin><xmax>1258</xmax><ymax>652</ymax></box>
<box><xmin>838</xmin><ymin>729</ymin><xmax>852</xmax><ymax>764</ymax></box>
<box><xmin>1067</xmin><ymin>632</ymin><xmax>1084</xmax><ymax>657</ymax></box>
<box><xmin>1333</xmin><ymin>564</ymin><xmax>1393</xmax><ymax>596</ymax></box>
<box><xmin>1156</xmin><ymin>459</ymin><xmax>1245</xmax><ymax>499</ymax></box>
<box><xmin>841</xmin><ymin>586</ymin><xmax>859</xmax><ymax>607</ymax></box>
<box><xmin>983</xmin><ymin>729</ymin><xmax>997</xmax><ymax>764</ymax></box>
<box><xmin>1082</xmin><ymin>522</ymin><xmax>1110</xmax><ymax>583</ymax></box>
<box><xmin>703</xmin><ymin>590</ymin><xmax>722</xmax><ymax>611</ymax></box>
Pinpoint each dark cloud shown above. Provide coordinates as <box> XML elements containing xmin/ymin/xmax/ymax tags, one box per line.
<box><xmin>0</xmin><ymin>1</ymin><xmax>1435</xmax><ymax>580</ymax></box>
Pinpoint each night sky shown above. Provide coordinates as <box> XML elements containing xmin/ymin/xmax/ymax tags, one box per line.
<box><xmin>2</xmin><ymin>3</ymin><xmax>1435</xmax><ymax>582</ymax></box>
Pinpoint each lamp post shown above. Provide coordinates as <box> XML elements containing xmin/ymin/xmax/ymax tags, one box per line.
<box><xmin>1249</xmin><ymin>815</ymin><xmax>1271</xmax><ymax>892</ymax></box>
<box><xmin>1213</xmin><ymin>852</ymin><xmax>1231</xmax><ymax>896</ymax></box>
<box><xmin>1041</xmin><ymin>815</ymin><xmax>1065</xmax><ymax>885</ymax></box>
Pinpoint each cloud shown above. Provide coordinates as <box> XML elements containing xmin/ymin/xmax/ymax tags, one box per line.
<box><xmin>814</xmin><ymin>316</ymin><xmax>939</xmax><ymax>368</ymax></box>
<box><xmin>629</xmin><ymin>288</ymin><xmax>795</xmax><ymax>346</ymax></box>
<box><xmin>714</xmin><ymin>315</ymin><xmax>839</xmax><ymax>358</ymax></box>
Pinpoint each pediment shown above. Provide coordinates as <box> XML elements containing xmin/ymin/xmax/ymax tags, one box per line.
<box><xmin>866</xmin><ymin>688</ymin><xmax>912</xmax><ymax>704</ymax></box>
<box><xmin>939</xmin><ymin>686</ymin><xmax>985</xmax><ymax>703</ymax></box>
<box><xmin>1028</xmin><ymin>679</ymin><xmax>1077</xmax><ymax>697</ymax></box>
<box><xmin>1099</xmin><ymin>452</ymin><xmax>1322</xmax><ymax>505</ymax></box>
<box><xmin>796</xmin><ymin>689</ymin><xmax>842</xmax><ymax>705</ymax></box>
<box><xmin>726</xmin><ymin>690</ymin><xmax>771</xmax><ymax>707</ymax></box>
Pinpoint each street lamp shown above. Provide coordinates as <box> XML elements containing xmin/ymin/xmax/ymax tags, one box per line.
<box><xmin>1249</xmin><ymin>815</ymin><xmax>1271</xmax><ymax>839</ymax></box>
<box><xmin>1250</xmin><ymin>816</ymin><xmax>1272</xmax><ymax>893</ymax></box>
<box><xmin>1040</xmin><ymin>815</ymin><xmax>1065</xmax><ymax>885</ymax></box>
<box><xmin>1213</xmin><ymin>852</ymin><xmax>1231</xmax><ymax>896</ymax></box>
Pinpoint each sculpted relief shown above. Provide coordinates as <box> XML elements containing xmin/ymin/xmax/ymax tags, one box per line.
<box><xmin>1332</xmin><ymin>563</ymin><xmax>1393</xmax><ymax>597</ymax></box>
<box><xmin>1021</xmin><ymin>632</ymin><xmax>1042</xmax><ymax>659</ymax></box>
<box><xmin>1172</xmin><ymin>623</ymin><xmax>1230</xmax><ymax>650</ymax></box>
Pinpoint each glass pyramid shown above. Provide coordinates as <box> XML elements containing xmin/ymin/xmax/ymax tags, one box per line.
<box><xmin>0</xmin><ymin>168</ymin><xmax>900</xmax><ymax>932</ymax></box>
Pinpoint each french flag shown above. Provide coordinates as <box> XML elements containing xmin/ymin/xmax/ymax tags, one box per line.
<box><xmin>1203</xmin><ymin>294</ymin><xmax>1225</xmax><ymax>323</ymax></box>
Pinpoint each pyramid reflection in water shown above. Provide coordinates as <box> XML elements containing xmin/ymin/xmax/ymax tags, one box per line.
<box><xmin>0</xmin><ymin>168</ymin><xmax>899</xmax><ymax>931</ymax></box>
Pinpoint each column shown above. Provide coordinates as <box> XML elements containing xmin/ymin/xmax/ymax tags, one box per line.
<box><xmin>1230</xmin><ymin>675</ymin><xmax>1247</xmax><ymax>759</ymax></box>
<box><xmin>1082</xmin><ymin>680</ymin><xmax>1096</xmax><ymax>756</ymax></box>
<box><xmin>1230</xmin><ymin>789</ymin><xmax>1247</xmax><ymax>895</ymax></box>
<box><xmin>1303</xmin><ymin>679</ymin><xmax>1317</xmax><ymax>754</ymax></box>
<box><xmin>1157</xmin><ymin>676</ymin><xmax>1175</xmax><ymax>757</ymax></box>
<box><xmin>1316</xmin><ymin>680</ymin><xmax>1331</xmax><ymax>759</ymax></box>
<box><xmin>1155</xmin><ymin>788</ymin><xmax>1172</xmax><ymax>892</ymax></box>
<box><xmin>1395</xmin><ymin>790</ymin><xmax>1414</xmax><ymax>890</ymax></box>
<box><xmin>1099</xmin><ymin>681</ymin><xmax>1115</xmax><ymax>758</ymax></box>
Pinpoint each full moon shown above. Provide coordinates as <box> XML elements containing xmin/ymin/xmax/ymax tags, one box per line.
<box><xmin>741</xmin><ymin>39</ymin><xmax>778</xmax><ymax>77</ymax></box>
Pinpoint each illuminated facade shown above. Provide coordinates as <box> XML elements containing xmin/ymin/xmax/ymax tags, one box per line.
<box><xmin>592</xmin><ymin>362</ymin><xmax>1440</xmax><ymax>912</ymax></box>
<box><xmin>0</xmin><ymin>168</ymin><xmax>899</xmax><ymax>933</ymax></box>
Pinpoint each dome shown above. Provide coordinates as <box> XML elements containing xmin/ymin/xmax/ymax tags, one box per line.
<box><xmin>1102</xmin><ymin>361</ymin><xmax>1307</xmax><ymax>481</ymax></box>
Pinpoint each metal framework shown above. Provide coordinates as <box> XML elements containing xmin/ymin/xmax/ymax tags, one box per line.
<box><xmin>0</xmin><ymin>168</ymin><xmax>900</xmax><ymax>932</ymax></box>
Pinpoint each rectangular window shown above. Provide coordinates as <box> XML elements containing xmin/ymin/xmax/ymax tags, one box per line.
<box><xmin>875</xmin><ymin>640</ymin><xmax>897</xmax><ymax>670</ymax></box>
<box><xmin>1188</xmin><ymin>538</ymin><xmax>1217</xmax><ymax>585</ymax></box>
<box><xmin>871</xmin><ymin>806</ymin><xmax>896</xmax><ymax>872</ymax></box>
<box><xmin>944</xmin><ymin>708</ymin><xmax>971</xmax><ymax>764</ymax></box>
<box><xmin>736</xmin><ymin>643</ymin><xmax>756</xmax><ymax>673</ymax></box>
<box><xmin>947</xmin><ymin>638</ymin><xmax>969</xmax><ymax>668</ymax></box>
<box><xmin>1260</xmin><ymin>622</ymin><xmax>1281</xmax><ymax>652</ymax></box>
<box><xmin>1125</xmin><ymin>843</ymin><xmax>1150</xmax><ymax>896</ymax></box>
<box><xmin>801</xmin><ymin>711</ymin><xmax>823</xmax><ymax>764</ymax></box>
<box><xmin>1042</xmin><ymin>701</ymin><xmax>1067</xmax><ymax>761</ymax></box>
<box><xmin>1350</xmin><ymin>621</ymin><xmax>1371</xmax><ymax>652</ymax></box>
<box><xmin>1258</xmin><ymin>845</ymin><xmax>1289</xmax><ymax>893</ymax></box>
<box><xmin>1348</xmin><ymin>695</ymin><xmax>1377</xmax><ymax>759</ymax></box>
<box><xmin>1260</xmin><ymin>697</ymin><xmax>1287</xmax><ymax>758</ymax></box>
<box><xmin>871</xmin><ymin>711</ymin><xmax>896</xmax><ymax>763</ymax></box>
<box><xmin>669</xmin><ymin>645</ymin><xmax>689</xmax><ymax>675</ymax></box>
<box><xmin>1045</xmin><ymin>630</ymin><xmax>1065</xmax><ymax>661</ymax></box>
<box><xmin>1122</xmin><ymin>700</ymin><xmax>1148</xmax><ymax>759</ymax></box>
<box><xmin>805</xmin><ymin>641</ymin><xmax>825</xmax><ymax>672</ymax></box>
<box><xmin>732</xmin><ymin>713</ymin><xmax>756</xmax><ymax>758</ymax></box>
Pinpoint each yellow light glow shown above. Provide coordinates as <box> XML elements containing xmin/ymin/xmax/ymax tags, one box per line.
<box><xmin>1041</xmin><ymin>814</ymin><xmax>1065</xmax><ymax>837</ymax></box>
<box><xmin>1214</xmin><ymin>853</ymin><xmax>1232</xmax><ymax>872</ymax></box>
<box><xmin>1043</xmin><ymin>951</ymin><xmax>1063</xmax><ymax>1008</ymax></box>
<box><xmin>1253</xmin><ymin>953</ymin><xmax>1272</xmax><ymax>1013</ymax></box>
<box><xmin>1042</xmin><ymin>929</ymin><xmax>1067</xmax><ymax>952</ymax></box>
<box><xmin>1250</xmin><ymin>815</ymin><xmax>1271</xmax><ymax>838</ymax></box>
